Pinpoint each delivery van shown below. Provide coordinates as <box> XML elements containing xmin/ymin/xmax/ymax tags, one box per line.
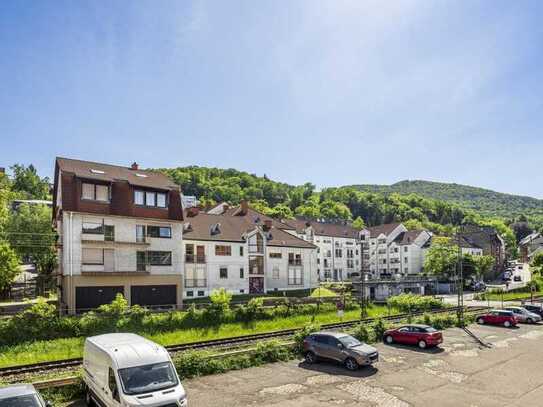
<box><xmin>83</xmin><ymin>333</ymin><xmax>187</xmax><ymax>407</ymax></box>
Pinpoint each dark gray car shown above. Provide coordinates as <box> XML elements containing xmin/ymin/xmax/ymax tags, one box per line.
<box><xmin>0</xmin><ymin>384</ymin><xmax>51</xmax><ymax>407</ymax></box>
<box><xmin>303</xmin><ymin>331</ymin><xmax>379</xmax><ymax>371</ymax></box>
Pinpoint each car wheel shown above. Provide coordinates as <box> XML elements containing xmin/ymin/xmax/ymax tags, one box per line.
<box><xmin>504</xmin><ymin>320</ymin><xmax>511</xmax><ymax>328</ymax></box>
<box><xmin>527</xmin><ymin>318</ymin><xmax>533</xmax><ymax>324</ymax></box>
<box><xmin>385</xmin><ymin>335</ymin><xmax>394</xmax><ymax>344</ymax></box>
<box><xmin>304</xmin><ymin>351</ymin><xmax>317</xmax><ymax>364</ymax></box>
<box><xmin>477</xmin><ymin>317</ymin><xmax>485</xmax><ymax>324</ymax></box>
<box><xmin>418</xmin><ymin>340</ymin><xmax>427</xmax><ymax>349</ymax></box>
<box><xmin>344</xmin><ymin>357</ymin><xmax>359</xmax><ymax>371</ymax></box>
<box><xmin>85</xmin><ymin>389</ymin><xmax>95</xmax><ymax>407</ymax></box>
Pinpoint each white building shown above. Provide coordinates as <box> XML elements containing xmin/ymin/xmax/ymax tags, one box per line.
<box><xmin>181</xmin><ymin>204</ymin><xmax>318</xmax><ymax>298</ymax></box>
<box><xmin>53</xmin><ymin>158</ymin><xmax>185</xmax><ymax>313</ymax></box>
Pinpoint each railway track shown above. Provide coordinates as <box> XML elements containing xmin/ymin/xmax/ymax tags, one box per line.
<box><xmin>0</xmin><ymin>305</ymin><xmax>488</xmax><ymax>377</ymax></box>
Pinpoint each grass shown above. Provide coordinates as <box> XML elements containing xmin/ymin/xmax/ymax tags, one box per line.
<box><xmin>479</xmin><ymin>291</ymin><xmax>542</xmax><ymax>302</ymax></box>
<box><xmin>184</xmin><ymin>289</ymin><xmax>311</xmax><ymax>304</ymax></box>
<box><xmin>0</xmin><ymin>305</ymin><xmax>395</xmax><ymax>369</ymax></box>
<box><xmin>310</xmin><ymin>287</ymin><xmax>338</xmax><ymax>298</ymax></box>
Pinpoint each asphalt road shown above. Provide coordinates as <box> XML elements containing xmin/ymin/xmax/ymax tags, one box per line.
<box><xmin>66</xmin><ymin>321</ymin><xmax>543</xmax><ymax>407</ymax></box>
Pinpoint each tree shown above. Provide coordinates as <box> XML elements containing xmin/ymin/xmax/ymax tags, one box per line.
<box><xmin>10</xmin><ymin>164</ymin><xmax>50</xmax><ymax>200</ymax></box>
<box><xmin>472</xmin><ymin>255</ymin><xmax>495</xmax><ymax>279</ymax></box>
<box><xmin>423</xmin><ymin>237</ymin><xmax>459</xmax><ymax>279</ymax></box>
<box><xmin>268</xmin><ymin>204</ymin><xmax>294</xmax><ymax>220</ymax></box>
<box><xmin>531</xmin><ymin>252</ymin><xmax>543</xmax><ymax>276</ymax></box>
<box><xmin>352</xmin><ymin>216</ymin><xmax>365</xmax><ymax>229</ymax></box>
<box><xmin>6</xmin><ymin>203</ymin><xmax>57</xmax><ymax>293</ymax></box>
<box><xmin>0</xmin><ymin>241</ymin><xmax>20</xmax><ymax>294</ymax></box>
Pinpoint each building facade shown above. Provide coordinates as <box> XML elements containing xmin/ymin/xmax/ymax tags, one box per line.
<box><xmin>181</xmin><ymin>204</ymin><xmax>318</xmax><ymax>298</ymax></box>
<box><xmin>458</xmin><ymin>225</ymin><xmax>506</xmax><ymax>274</ymax></box>
<box><xmin>53</xmin><ymin>158</ymin><xmax>185</xmax><ymax>313</ymax></box>
<box><xmin>519</xmin><ymin>232</ymin><xmax>543</xmax><ymax>263</ymax></box>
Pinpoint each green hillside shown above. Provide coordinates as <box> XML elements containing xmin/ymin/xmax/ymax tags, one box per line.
<box><xmin>351</xmin><ymin>180</ymin><xmax>543</xmax><ymax>220</ymax></box>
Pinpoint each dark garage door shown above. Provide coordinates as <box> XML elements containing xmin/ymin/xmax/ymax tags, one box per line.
<box><xmin>76</xmin><ymin>286</ymin><xmax>124</xmax><ymax>312</ymax></box>
<box><xmin>131</xmin><ymin>285</ymin><xmax>177</xmax><ymax>308</ymax></box>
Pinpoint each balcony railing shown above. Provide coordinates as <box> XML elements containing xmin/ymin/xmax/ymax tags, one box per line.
<box><xmin>185</xmin><ymin>254</ymin><xmax>206</xmax><ymax>264</ymax></box>
<box><xmin>185</xmin><ymin>278</ymin><xmax>207</xmax><ymax>288</ymax></box>
<box><xmin>288</xmin><ymin>261</ymin><xmax>302</xmax><ymax>266</ymax></box>
<box><xmin>288</xmin><ymin>278</ymin><xmax>303</xmax><ymax>285</ymax></box>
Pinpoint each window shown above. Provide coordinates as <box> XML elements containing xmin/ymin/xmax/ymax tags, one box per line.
<box><xmin>147</xmin><ymin>226</ymin><xmax>172</xmax><ymax>238</ymax></box>
<box><xmin>249</xmin><ymin>233</ymin><xmax>264</xmax><ymax>253</ymax></box>
<box><xmin>288</xmin><ymin>253</ymin><xmax>302</xmax><ymax>266</ymax></box>
<box><xmin>82</xmin><ymin>183</ymin><xmax>109</xmax><ymax>202</ymax></box>
<box><xmin>240</xmin><ymin>267</ymin><xmax>244</xmax><ymax>278</ymax></box>
<box><xmin>215</xmin><ymin>245</ymin><xmax>232</xmax><ymax>256</ymax></box>
<box><xmin>269</xmin><ymin>252</ymin><xmax>282</xmax><ymax>259</ymax></box>
<box><xmin>272</xmin><ymin>266</ymin><xmax>280</xmax><ymax>279</ymax></box>
<box><xmin>240</xmin><ymin>289</ymin><xmax>245</xmax><ymax>294</ymax></box>
<box><xmin>136</xmin><ymin>225</ymin><xmax>146</xmax><ymax>242</ymax></box>
<box><xmin>134</xmin><ymin>190</ymin><xmax>168</xmax><ymax>208</ymax></box>
<box><xmin>335</xmin><ymin>249</ymin><xmax>342</xmax><ymax>258</ymax></box>
<box><xmin>288</xmin><ymin>267</ymin><xmax>302</xmax><ymax>285</ymax></box>
<box><xmin>404</xmin><ymin>257</ymin><xmax>408</xmax><ymax>263</ymax></box>
<box><xmin>240</xmin><ymin>246</ymin><xmax>244</xmax><ymax>256</ymax></box>
<box><xmin>186</xmin><ymin>291</ymin><xmax>194</xmax><ymax>297</ymax></box>
<box><xmin>82</xmin><ymin>248</ymin><xmax>103</xmax><ymax>265</ymax></box>
<box><xmin>104</xmin><ymin>225</ymin><xmax>115</xmax><ymax>241</ymax></box>
<box><xmin>109</xmin><ymin>368</ymin><xmax>120</xmax><ymax>402</ymax></box>
<box><xmin>147</xmin><ymin>251</ymin><xmax>172</xmax><ymax>266</ymax></box>
<box><xmin>404</xmin><ymin>246</ymin><xmax>408</xmax><ymax>252</ymax></box>
<box><xmin>220</xmin><ymin>267</ymin><xmax>228</xmax><ymax>279</ymax></box>
<box><xmin>82</xmin><ymin>222</ymin><xmax>103</xmax><ymax>235</ymax></box>
<box><xmin>198</xmin><ymin>290</ymin><xmax>205</xmax><ymax>297</ymax></box>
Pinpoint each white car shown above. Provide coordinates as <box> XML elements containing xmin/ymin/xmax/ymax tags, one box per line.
<box><xmin>83</xmin><ymin>333</ymin><xmax>187</xmax><ymax>406</ymax></box>
<box><xmin>0</xmin><ymin>384</ymin><xmax>51</xmax><ymax>407</ymax></box>
<box><xmin>504</xmin><ymin>307</ymin><xmax>542</xmax><ymax>324</ymax></box>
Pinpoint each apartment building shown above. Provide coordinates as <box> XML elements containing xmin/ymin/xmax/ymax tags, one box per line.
<box><xmin>281</xmin><ymin>218</ymin><xmax>364</xmax><ymax>281</ymax></box>
<box><xmin>53</xmin><ymin>158</ymin><xmax>184</xmax><ymax>313</ymax></box>
<box><xmin>519</xmin><ymin>232</ymin><xmax>543</xmax><ymax>263</ymax></box>
<box><xmin>182</xmin><ymin>203</ymin><xmax>318</xmax><ymax>298</ymax></box>
<box><xmin>458</xmin><ymin>224</ymin><xmax>506</xmax><ymax>274</ymax></box>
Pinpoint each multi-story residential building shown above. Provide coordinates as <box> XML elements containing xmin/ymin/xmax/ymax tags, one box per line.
<box><xmin>519</xmin><ymin>232</ymin><xmax>543</xmax><ymax>263</ymax></box>
<box><xmin>458</xmin><ymin>225</ymin><xmax>506</xmax><ymax>274</ymax></box>
<box><xmin>281</xmin><ymin>218</ymin><xmax>364</xmax><ymax>282</ymax></box>
<box><xmin>181</xmin><ymin>203</ymin><xmax>318</xmax><ymax>298</ymax></box>
<box><xmin>53</xmin><ymin>158</ymin><xmax>184</xmax><ymax>313</ymax></box>
<box><xmin>360</xmin><ymin>224</ymin><xmax>432</xmax><ymax>279</ymax></box>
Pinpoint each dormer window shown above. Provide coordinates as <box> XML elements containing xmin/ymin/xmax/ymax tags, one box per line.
<box><xmin>82</xmin><ymin>182</ymin><xmax>109</xmax><ymax>202</ymax></box>
<box><xmin>90</xmin><ymin>169</ymin><xmax>105</xmax><ymax>174</ymax></box>
<box><xmin>210</xmin><ymin>223</ymin><xmax>221</xmax><ymax>235</ymax></box>
<box><xmin>134</xmin><ymin>189</ymin><xmax>167</xmax><ymax>208</ymax></box>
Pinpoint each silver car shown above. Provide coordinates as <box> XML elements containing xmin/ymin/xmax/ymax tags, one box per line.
<box><xmin>303</xmin><ymin>331</ymin><xmax>379</xmax><ymax>371</ymax></box>
<box><xmin>504</xmin><ymin>306</ymin><xmax>542</xmax><ymax>324</ymax></box>
<box><xmin>0</xmin><ymin>384</ymin><xmax>51</xmax><ymax>407</ymax></box>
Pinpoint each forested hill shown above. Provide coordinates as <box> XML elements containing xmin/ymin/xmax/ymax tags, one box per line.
<box><xmin>350</xmin><ymin>180</ymin><xmax>543</xmax><ymax>219</ymax></box>
<box><xmin>157</xmin><ymin>166</ymin><xmax>518</xmax><ymax>248</ymax></box>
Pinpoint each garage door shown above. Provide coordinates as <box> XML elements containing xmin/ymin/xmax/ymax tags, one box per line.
<box><xmin>130</xmin><ymin>285</ymin><xmax>177</xmax><ymax>308</ymax></box>
<box><xmin>75</xmin><ymin>286</ymin><xmax>124</xmax><ymax>312</ymax></box>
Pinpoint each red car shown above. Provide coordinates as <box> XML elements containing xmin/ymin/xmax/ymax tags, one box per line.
<box><xmin>476</xmin><ymin>310</ymin><xmax>517</xmax><ymax>327</ymax></box>
<box><xmin>383</xmin><ymin>324</ymin><xmax>443</xmax><ymax>349</ymax></box>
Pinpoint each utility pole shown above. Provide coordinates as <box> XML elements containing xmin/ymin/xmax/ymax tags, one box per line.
<box><xmin>457</xmin><ymin>237</ymin><xmax>464</xmax><ymax>328</ymax></box>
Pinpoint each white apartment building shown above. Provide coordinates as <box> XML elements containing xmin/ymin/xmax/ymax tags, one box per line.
<box><xmin>181</xmin><ymin>205</ymin><xmax>318</xmax><ymax>298</ymax></box>
<box><xmin>53</xmin><ymin>158</ymin><xmax>185</xmax><ymax>313</ymax></box>
<box><xmin>281</xmin><ymin>218</ymin><xmax>363</xmax><ymax>281</ymax></box>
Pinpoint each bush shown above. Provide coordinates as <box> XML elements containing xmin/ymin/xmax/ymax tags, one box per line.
<box><xmin>202</xmin><ymin>288</ymin><xmax>232</xmax><ymax>323</ymax></box>
<box><xmin>372</xmin><ymin>318</ymin><xmax>390</xmax><ymax>340</ymax></box>
<box><xmin>293</xmin><ymin>323</ymin><xmax>321</xmax><ymax>354</ymax></box>
<box><xmin>352</xmin><ymin>323</ymin><xmax>372</xmax><ymax>343</ymax></box>
<box><xmin>387</xmin><ymin>293</ymin><xmax>443</xmax><ymax>313</ymax></box>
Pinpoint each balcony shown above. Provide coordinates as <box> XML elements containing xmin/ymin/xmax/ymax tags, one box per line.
<box><xmin>82</xmin><ymin>233</ymin><xmax>150</xmax><ymax>246</ymax></box>
<box><xmin>185</xmin><ymin>278</ymin><xmax>207</xmax><ymax>288</ymax></box>
<box><xmin>288</xmin><ymin>260</ymin><xmax>302</xmax><ymax>266</ymax></box>
<box><xmin>288</xmin><ymin>278</ymin><xmax>303</xmax><ymax>285</ymax></box>
<box><xmin>185</xmin><ymin>254</ymin><xmax>206</xmax><ymax>264</ymax></box>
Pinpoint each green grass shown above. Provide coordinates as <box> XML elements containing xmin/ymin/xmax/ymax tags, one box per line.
<box><xmin>310</xmin><ymin>287</ymin><xmax>338</xmax><ymax>298</ymax></box>
<box><xmin>479</xmin><ymin>291</ymin><xmax>542</xmax><ymax>302</ymax></box>
<box><xmin>0</xmin><ymin>305</ymin><xmax>395</xmax><ymax>369</ymax></box>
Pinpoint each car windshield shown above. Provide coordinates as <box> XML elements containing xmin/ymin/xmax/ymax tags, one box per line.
<box><xmin>118</xmin><ymin>361</ymin><xmax>178</xmax><ymax>395</ymax></box>
<box><xmin>0</xmin><ymin>394</ymin><xmax>42</xmax><ymax>407</ymax></box>
<box><xmin>339</xmin><ymin>335</ymin><xmax>362</xmax><ymax>348</ymax></box>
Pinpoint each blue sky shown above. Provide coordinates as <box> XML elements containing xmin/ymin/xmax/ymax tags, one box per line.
<box><xmin>1</xmin><ymin>1</ymin><xmax>543</xmax><ymax>197</ymax></box>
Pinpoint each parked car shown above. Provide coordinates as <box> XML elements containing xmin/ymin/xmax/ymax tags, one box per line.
<box><xmin>0</xmin><ymin>384</ymin><xmax>51</xmax><ymax>407</ymax></box>
<box><xmin>470</xmin><ymin>281</ymin><xmax>486</xmax><ymax>292</ymax></box>
<box><xmin>83</xmin><ymin>333</ymin><xmax>187</xmax><ymax>407</ymax></box>
<box><xmin>383</xmin><ymin>324</ymin><xmax>443</xmax><ymax>349</ymax></box>
<box><xmin>504</xmin><ymin>306</ymin><xmax>541</xmax><ymax>324</ymax></box>
<box><xmin>520</xmin><ymin>303</ymin><xmax>543</xmax><ymax>317</ymax></box>
<box><xmin>303</xmin><ymin>332</ymin><xmax>379</xmax><ymax>371</ymax></box>
<box><xmin>476</xmin><ymin>310</ymin><xmax>517</xmax><ymax>327</ymax></box>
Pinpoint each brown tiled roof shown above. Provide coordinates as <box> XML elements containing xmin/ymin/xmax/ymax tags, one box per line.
<box><xmin>280</xmin><ymin>218</ymin><xmax>311</xmax><ymax>233</ymax></box>
<box><xmin>365</xmin><ymin>223</ymin><xmax>402</xmax><ymax>238</ymax></box>
<box><xmin>183</xmin><ymin>213</ymin><xmax>316</xmax><ymax>249</ymax></box>
<box><xmin>229</xmin><ymin>207</ymin><xmax>296</xmax><ymax>231</ymax></box>
<box><xmin>309</xmin><ymin>221</ymin><xmax>361</xmax><ymax>239</ymax></box>
<box><xmin>56</xmin><ymin>157</ymin><xmax>179</xmax><ymax>190</ymax></box>
<box><xmin>393</xmin><ymin>230</ymin><xmax>427</xmax><ymax>245</ymax></box>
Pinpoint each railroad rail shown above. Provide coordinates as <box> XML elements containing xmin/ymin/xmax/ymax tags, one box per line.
<box><xmin>0</xmin><ymin>305</ymin><xmax>488</xmax><ymax>377</ymax></box>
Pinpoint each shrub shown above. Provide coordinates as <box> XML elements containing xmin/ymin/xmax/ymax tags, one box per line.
<box><xmin>372</xmin><ymin>318</ymin><xmax>390</xmax><ymax>341</ymax></box>
<box><xmin>203</xmin><ymin>288</ymin><xmax>232</xmax><ymax>323</ymax></box>
<box><xmin>352</xmin><ymin>323</ymin><xmax>372</xmax><ymax>343</ymax></box>
<box><xmin>387</xmin><ymin>293</ymin><xmax>443</xmax><ymax>313</ymax></box>
<box><xmin>293</xmin><ymin>323</ymin><xmax>321</xmax><ymax>354</ymax></box>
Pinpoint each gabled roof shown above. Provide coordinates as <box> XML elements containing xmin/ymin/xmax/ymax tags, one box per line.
<box><xmin>519</xmin><ymin>232</ymin><xmax>541</xmax><ymax>246</ymax></box>
<box><xmin>393</xmin><ymin>230</ymin><xmax>428</xmax><ymax>245</ymax></box>
<box><xmin>309</xmin><ymin>221</ymin><xmax>361</xmax><ymax>239</ymax></box>
<box><xmin>365</xmin><ymin>223</ymin><xmax>403</xmax><ymax>238</ymax></box>
<box><xmin>56</xmin><ymin>157</ymin><xmax>179</xmax><ymax>191</ymax></box>
<box><xmin>183</xmin><ymin>212</ymin><xmax>316</xmax><ymax>249</ymax></box>
<box><xmin>452</xmin><ymin>235</ymin><xmax>483</xmax><ymax>249</ymax></box>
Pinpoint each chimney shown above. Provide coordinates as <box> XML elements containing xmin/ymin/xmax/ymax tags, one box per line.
<box><xmin>130</xmin><ymin>162</ymin><xmax>139</xmax><ymax>170</ymax></box>
<box><xmin>187</xmin><ymin>207</ymin><xmax>199</xmax><ymax>217</ymax></box>
<box><xmin>263</xmin><ymin>219</ymin><xmax>272</xmax><ymax>231</ymax></box>
<box><xmin>240</xmin><ymin>200</ymin><xmax>249</xmax><ymax>216</ymax></box>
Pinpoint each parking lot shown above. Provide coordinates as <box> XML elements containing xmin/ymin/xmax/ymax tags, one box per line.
<box><xmin>181</xmin><ymin>322</ymin><xmax>543</xmax><ymax>407</ymax></box>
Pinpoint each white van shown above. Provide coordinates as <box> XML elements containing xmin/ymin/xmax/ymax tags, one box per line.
<box><xmin>83</xmin><ymin>333</ymin><xmax>187</xmax><ymax>407</ymax></box>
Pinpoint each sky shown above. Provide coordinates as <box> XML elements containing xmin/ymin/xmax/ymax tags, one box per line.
<box><xmin>1</xmin><ymin>1</ymin><xmax>543</xmax><ymax>198</ymax></box>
